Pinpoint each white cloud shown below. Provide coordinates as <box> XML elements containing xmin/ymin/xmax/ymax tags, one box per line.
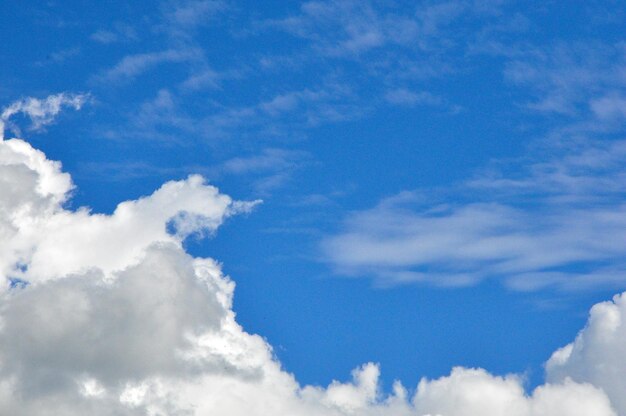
<box><xmin>91</xmin><ymin>23</ymin><xmax>138</xmax><ymax>44</ymax></box>
<box><xmin>219</xmin><ymin>147</ymin><xmax>307</xmax><ymax>176</ymax></box>
<box><xmin>266</xmin><ymin>0</ymin><xmax>418</xmax><ymax>57</ymax></box>
<box><xmin>321</xmin><ymin>132</ymin><xmax>626</xmax><ymax>291</ymax></box>
<box><xmin>414</xmin><ymin>368</ymin><xmax>615</xmax><ymax>416</ymax></box>
<box><xmin>106</xmin><ymin>82</ymin><xmax>361</xmax><ymax>144</ymax></box>
<box><xmin>164</xmin><ymin>0</ymin><xmax>226</xmax><ymax>28</ymax></box>
<box><xmin>0</xmin><ymin>93</ymin><xmax>90</xmax><ymax>139</ymax></box>
<box><xmin>91</xmin><ymin>29</ymin><xmax>120</xmax><ymax>44</ymax></box>
<box><xmin>0</xmin><ymin>118</ymin><xmax>622</xmax><ymax>415</ymax></box>
<box><xmin>591</xmin><ymin>95</ymin><xmax>626</xmax><ymax>120</ymax></box>
<box><xmin>266</xmin><ymin>0</ymin><xmax>509</xmax><ymax>61</ymax></box>
<box><xmin>322</xmin><ymin>198</ymin><xmax>626</xmax><ymax>290</ymax></box>
<box><xmin>96</xmin><ymin>49</ymin><xmax>202</xmax><ymax>83</ymax></box>
<box><xmin>503</xmin><ymin>43</ymin><xmax>626</xmax><ymax>116</ymax></box>
<box><xmin>180</xmin><ymin>67</ymin><xmax>222</xmax><ymax>90</ymax></box>
<box><xmin>265</xmin><ymin>0</ymin><xmax>474</xmax><ymax>57</ymax></box>
<box><xmin>0</xmin><ymin>137</ymin><xmax>257</xmax><ymax>285</ymax></box>
<box><xmin>546</xmin><ymin>291</ymin><xmax>626</xmax><ymax>414</ymax></box>
<box><xmin>384</xmin><ymin>89</ymin><xmax>443</xmax><ymax>107</ymax></box>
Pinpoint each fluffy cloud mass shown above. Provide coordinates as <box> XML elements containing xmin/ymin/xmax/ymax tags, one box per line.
<box><xmin>0</xmin><ymin>100</ymin><xmax>624</xmax><ymax>415</ymax></box>
<box><xmin>547</xmin><ymin>292</ymin><xmax>626</xmax><ymax>414</ymax></box>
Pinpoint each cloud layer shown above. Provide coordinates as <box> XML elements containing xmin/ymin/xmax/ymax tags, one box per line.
<box><xmin>0</xmin><ymin>96</ymin><xmax>624</xmax><ymax>415</ymax></box>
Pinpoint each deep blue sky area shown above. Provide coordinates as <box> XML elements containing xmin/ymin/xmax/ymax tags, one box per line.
<box><xmin>2</xmin><ymin>0</ymin><xmax>626</xmax><ymax>392</ymax></box>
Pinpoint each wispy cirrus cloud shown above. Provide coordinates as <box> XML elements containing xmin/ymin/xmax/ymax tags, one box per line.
<box><xmin>322</xmin><ymin>128</ymin><xmax>626</xmax><ymax>292</ymax></box>
<box><xmin>90</xmin><ymin>0</ymin><xmax>527</xmax><ymax>149</ymax></box>
<box><xmin>180</xmin><ymin>67</ymin><xmax>223</xmax><ymax>91</ymax></box>
<box><xmin>77</xmin><ymin>146</ymin><xmax>310</xmax><ymax>197</ymax></box>
<box><xmin>322</xmin><ymin>198</ymin><xmax>626</xmax><ymax>291</ymax></box>
<box><xmin>264</xmin><ymin>0</ymin><xmax>484</xmax><ymax>57</ymax></box>
<box><xmin>384</xmin><ymin>89</ymin><xmax>442</xmax><ymax>106</ymax></box>
<box><xmin>94</xmin><ymin>48</ymin><xmax>203</xmax><ymax>84</ymax></box>
<box><xmin>503</xmin><ymin>42</ymin><xmax>626</xmax><ymax>116</ymax></box>
<box><xmin>320</xmin><ymin>27</ymin><xmax>626</xmax><ymax>292</ymax></box>
<box><xmin>218</xmin><ymin>148</ymin><xmax>308</xmax><ymax>176</ymax></box>
<box><xmin>106</xmin><ymin>80</ymin><xmax>362</xmax><ymax>145</ymax></box>
<box><xmin>0</xmin><ymin>93</ymin><xmax>90</xmax><ymax>139</ymax></box>
<box><xmin>162</xmin><ymin>0</ymin><xmax>226</xmax><ymax>29</ymax></box>
<box><xmin>90</xmin><ymin>23</ymin><xmax>139</xmax><ymax>44</ymax></box>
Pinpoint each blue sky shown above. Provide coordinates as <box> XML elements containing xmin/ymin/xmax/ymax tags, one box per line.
<box><xmin>2</xmin><ymin>0</ymin><xmax>626</xmax><ymax>407</ymax></box>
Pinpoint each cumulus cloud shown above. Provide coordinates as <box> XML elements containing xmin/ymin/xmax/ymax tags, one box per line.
<box><xmin>0</xmin><ymin>137</ymin><xmax>257</xmax><ymax>285</ymax></box>
<box><xmin>547</xmin><ymin>291</ymin><xmax>626</xmax><ymax>414</ymax></box>
<box><xmin>0</xmin><ymin>116</ymin><xmax>623</xmax><ymax>413</ymax></box>
<box><xmin>414</xmin><ymin>368</ymin><xmax>615</xmax><ymax>416</ymax></box>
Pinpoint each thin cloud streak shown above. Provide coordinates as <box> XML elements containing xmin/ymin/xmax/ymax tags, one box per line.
<box><xmin>0</xmin><ymin>93</ymin><xmax>90</xmax><ymax>139</ymax></box>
